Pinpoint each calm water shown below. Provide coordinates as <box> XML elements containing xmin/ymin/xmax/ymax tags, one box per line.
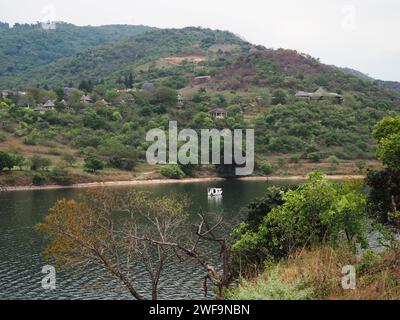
<box><xmin>0</xmin><ymin>180</ymin><xmax>295</xmax><ymax>300</ymax></box>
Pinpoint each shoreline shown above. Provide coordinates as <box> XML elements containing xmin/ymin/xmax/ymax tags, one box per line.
<box><xmin>1</xmin><ymin>175</ymin><xmax>365</xmax><ymax>192</ymax></box>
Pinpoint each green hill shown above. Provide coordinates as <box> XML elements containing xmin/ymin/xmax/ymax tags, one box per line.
<box><xmin>1</xmin><ymin>24</ymin><xmax>400</xmax><ymax>186</ymax></box>
<box><xmin>0</xmin><ymin>22</ymin><xmax>154</xmax><ymax>89</ymax></box>
<box><xmin>0</xmin><ymin>27</ymin><xmax>250</xmax><ymax>89</ymax></box>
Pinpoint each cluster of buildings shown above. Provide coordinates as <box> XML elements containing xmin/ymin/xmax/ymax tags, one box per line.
<box><xmin>33</xmin><ymin>99</ymin><xmax>58</xmax><ymax>112</ymax></box>
<box><xmin>295</xmin><ymin>87</ymin><xmax>343</xmax><ymax>104</ymax></box>
<box><xmin>2</xmin><ymin>81</ymin><xmax>343</xmax><ymax>119</ymax></box>
<box><xmin>1</xmin><ymin>90</ymin><xmax>27</xmax><ymax>98</ymax></box>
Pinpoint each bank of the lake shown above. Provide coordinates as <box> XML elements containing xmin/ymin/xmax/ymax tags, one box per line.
<box><xmin>1</xmin><ymin>174</ymin><xmax>365</xmax><ymax>192</ymax></box>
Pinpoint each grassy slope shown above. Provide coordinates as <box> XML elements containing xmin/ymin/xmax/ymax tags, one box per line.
<box><xmin>226</xmin><ymin>245</ymin><xmax>400</xmax><ymax>300</ymax></box>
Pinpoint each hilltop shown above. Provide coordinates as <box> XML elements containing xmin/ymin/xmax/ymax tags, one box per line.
<box><xmin>0</xmin><ymin>25</ymin><xmax>250</xmax><ymax>89</ymax></box>
<box><xmin>0</xmin><ymin>22</ymin><xmax>154</xmax><ymax>89</ymax></box>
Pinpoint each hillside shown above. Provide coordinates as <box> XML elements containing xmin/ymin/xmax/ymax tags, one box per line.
<box><xmin>336</xmin><ymin>66</ymin><xmax>400</xmax><ymax>95</ymax></box>
<box><xmin>1</xmin><ymin>27</ymin><xmax>250</xmax><ymax>89</ymax></box>
<box><xmin>0</xmin><ymin>22</ymin><xmax>154</xmax><ymax>89</ymax></box>
<box><xmin>1</xmin><ymin>25</ymin><xmax>400</xmax><ymax>186</ymax></box>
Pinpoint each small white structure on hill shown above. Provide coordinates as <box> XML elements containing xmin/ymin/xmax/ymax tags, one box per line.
<box><xmin>295</xmin><ymin>87</ymin><xmax>343</xmax><ymax>104</ymax></box>
<box><xmin>208</xmin><ymin>108</ymin><xmax>228</xmax><ymax>119</ymax></box>
<box><xmin>80</xmin><ymin>95</ymin><xmax>92</xmax><ymax>104</ymax></box>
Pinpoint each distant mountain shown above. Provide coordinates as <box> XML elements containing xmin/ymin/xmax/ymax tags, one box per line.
<box><xmin>0</xmin><ymin>22</ymin><xmax>154</xmax><ymax>89</ymax></box>
<box><xmin>0</xmin><ymin>26</ymin><xmax>250</xmax><ymax>89</ymax></box>
<box><xmin>0</xmin><ymin>22</ymin><xmax>399</xmax><ymax>107</ymax></box>
<box><xmin>377</xmin><ymin>80</ymin><xmax>400</xmax><ymax>94</ymax></box>
<box><xmin>335</xmin><ymin>66</ymin><xmax>400</xmax><ymax>94</ymax></box>
<box><xmin>335</xmin><ymin>67</ymin><xmax>373</xmax><ymax>81</ymax></box>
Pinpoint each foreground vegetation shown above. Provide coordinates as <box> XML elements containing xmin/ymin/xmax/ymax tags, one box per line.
<box><xmin>227</xmin><ymin>244</ymin><xmax>400</xmax><ymax>300</ymax></box>
<box><xmin>226</xmin><ymin>115</ymin><xmax>400</xmax><ymax>300</ymax></box>
<box><xmin>35</xmin><ymin>114</ymin><xmax>400</xmax><ymax>300</ymax></box>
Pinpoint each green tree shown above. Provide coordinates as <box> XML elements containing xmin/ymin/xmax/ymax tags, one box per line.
<box><xmin>62</xmin><ymin>153</ymin><xmax>77</xmax><ymax>167</ymax></box>
<box><xmin>232</xmin><ymin>173</ymin><xmax>368</xmax><ymax>262</ymax></box>
<box><xmin>84</xmin><ymin>156</ymin><xmax>105</xmax><ymax>173</ymax></box>
<box><xmin>355</xmin><ymin>160</ymin><xmax>366</xmax><ymax>174</ymax></box>
<box><xmin>372</xmin><ymin>116</ymin><xmax>400</xmax><ymax>171</ymax></box>
<box><xmin>150</xmin><ymin>86</ymin><xmax>177</xmax><ymax>107</ymax></box>
<box><xmin>271</xmin><ymin>89</ymin><xmax>287</xmax><ymax>105</ymax></box>
<box><xmin>12</xmin><ymin>154</ymin><xmax>26</xmax><ymax>170</ymax></box>
<box><xmin>0</xmin><ymin>151</ymin><xmax>15</xmax><ymax>171</ymax></box>
<box><xmin>260</xmin><ymin>161</ymin><xmax>274</xmax><ymax>176</ymax></box>
<box><xmin>327</xmin><ymin>156</ymin><xmax>340</xmax><ymax>173</ymax></box>
<box><xmin>160</xmin><ymin>165</ymin><xmax>186</xmax><ymax>179</ymax></box>
<box><xmin>30</xmin><ymin>155</ymin><xmax>51</xmax><ymax>171</ymax></box>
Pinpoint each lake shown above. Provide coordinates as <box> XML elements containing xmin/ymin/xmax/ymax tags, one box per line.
<box><xmin>0</xmin><ymin>179</ymin><xmax>296</xmax><ymax>300</ymax></box>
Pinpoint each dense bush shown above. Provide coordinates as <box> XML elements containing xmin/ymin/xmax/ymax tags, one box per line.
<box><xmin>232</xmin><ymin>173</ymin><xmax>368</xmax><ymax>263</ymax></box>
<box><xmin>30</xmin><ymin>155</ymin><xmax>51</xmax><ymax>171</ymax></box>
<box><xmin>366</xmin><ymin>169</ymin><xmax>400</xmax><ymax>225</ymax></box>
<box><xmin>109</xmin><ymin>156</ymin><xmax>136</xmax><ymax>171</ymax></box>
<box><xmin>259</xmin><ymin>161</ymin><xmax>274</xmax><ymax>176</ymax></box>
<box><xmin>32</xmin><ymin>173</ymin><xmax>46</xmax><ymax>186</ymax></box>
<box><xmin>0</xmin><ymin>131</ymin><xmax>6</xmax><ymax>142</ymax></box>
<box><xmin>225</xmin><ymin>270</ymin><xmax>314</xmax><ymax>300</ymax></box>
<box><xmin>0</xmin><ymin>151</ymin><xmax>14</xmax><ymax>171</ymax></box>
<box><xmin>84</xmin><ymin>156</ymin><xmax>106</xmax><ymax>173</ymax></box>
<box><xmin>49</xmin><ymin>167</ymin><xmax>73</xmax><ymax>185</ymax></box>
<box><xmin>160</xmin><ymin>165</ymin><xmax>186</xmax><ymax>179</ymax></box>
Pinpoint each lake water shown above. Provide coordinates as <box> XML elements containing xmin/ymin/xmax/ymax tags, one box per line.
<box><xmin>0</xmin><ymin>179</ymin><xmax>295</xmax><ymax>300</ymax></box>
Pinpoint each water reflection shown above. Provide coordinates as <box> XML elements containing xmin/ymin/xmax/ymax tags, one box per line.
<box><xmin>208</xmin><ymin>195</ymin><xmax>223</xmax><ymax>210</ymax></box>
<box><xmin>0</xmin><ymin>179</ymin><xmax>296</xmax><ymax>300</ymax></box>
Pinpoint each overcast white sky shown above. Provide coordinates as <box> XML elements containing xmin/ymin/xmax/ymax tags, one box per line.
<box><xmin>1</xmin><ymin>0</ymin><xmax>399</xmax><ymax>81</ymax></box>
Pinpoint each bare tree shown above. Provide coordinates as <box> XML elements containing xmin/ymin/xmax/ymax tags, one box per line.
<box><xmin>37</xmin><ymin>189</ymin><xmax>232</xmax><ymax>300</ymax></box>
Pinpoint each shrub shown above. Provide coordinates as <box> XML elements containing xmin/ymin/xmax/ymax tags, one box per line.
<box><xmin>30</xmin><ymin>155</ymin><xmax>51</xmax><ymax>171</ymax></box>
<box><xmin>0</xmin><ymin>151</ymin><xmax>15</xmax><ymax>171</ymax></box>
<box><xmin>32</xmin><ymin>173</ymin><xmax>46</xmax><ymax>186</ymax></box>
<box><xmin>49</xmin><ymin>167</ymin><xmax>73</xmax><ymax>185</ymax></box>
<box><xmin>84</xmin><ymin>156</ymin><xmax>105</xmax><ymax>173</ymax></box>
<box><xmin>232</xmin><ymin>173</ymin><xmax>368</xmax><ymax>262</ymax></box>
<box><xmin>225</xmin><ymin>270</ymin><xmax>314</xmax><ymax>300</ymax></box>
<box><xmin>289</xmin><ymin>154</ymin><xmax>301</xmax><ymax>163</ymax></box>
<box><xmin>12</xmin><ymin>154</ymin><xmax>26</xmax><ymax>170</ymax></box>
<box><xmin>1</xmin><ymin>121</ymin><xmax>15</xmax><ymax>133</ymax></box>
<box><xmin>307</xmin><ymin>152</ymin><xmax>322</xmax><ymax>163</ymax></box>
<box><xmin>276</xmin><ymin>157</ymin><xmax>286</xmax><ymax>168</ymax></box>
<box><xmin>179</xmin><ymin>163</ymin><xmax>197</xmax><ymax>177</ymax></box>
<box><xmin>259</xmin><ymin>161</ymin><xmax>274</xmax><ymax>176</ymax></box>
<box><xmin>271</xmin><ymin>89</ymin><xmax>287</xmax><ymax>105</ymax></box>
<box><xmin>109</xmin><ymin>156</ymin><xmax>136</xmax><ymax>171</ymax></box>
<box><xmin>365</xmin><ymin>169</ymin><xmax>400</xmax><ymax>224</ymax></box>
<box><xmin>160</xmin><ymin>165</ymin><xmax>186</xmax><ymax>179</ymax></box>
<box><xmin>23</xmin><ymin>135</ymin><xmax>38</xmax><ymax>146</ymax></box>
<box><xmin>49</xmin><ymin>148</ymin><xmax>61</xmax><ymax>156</ymax></box>
<box><xmin>355</xmin><ymin>160</ymin><xmax>366</xmax><ymax>173</ymax></box>
<box><xmin>62</xmin><ymin>153</ymin><xmax>77</xmax><ymax>167</ymax></box>
<box><xmin>0</xmin><ymin>131</ymin><xmax>6</xmax><ymax>142</ymax></box>
<box><xmin>327</xmin><ymin>156</ymin><xmax>340</xmax><ymax>166</ymax></box>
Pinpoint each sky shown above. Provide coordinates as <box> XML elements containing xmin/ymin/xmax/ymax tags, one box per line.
<box><xmin>0</xmin><ymin>0</ymin><xmax>399</xmax><ymax>81</ymax></box>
